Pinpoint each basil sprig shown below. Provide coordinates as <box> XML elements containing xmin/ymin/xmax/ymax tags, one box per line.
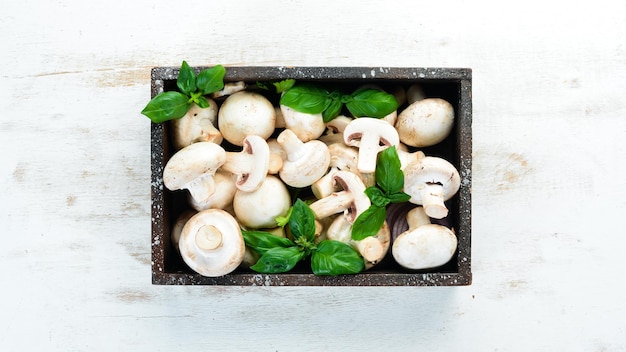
<box><xmin>141</xmin><ymin>61</ymin><xmax>226</xmax><ymax>123</ymax></box>
<box><xmin>256</xmin><ymin>79</ymin><xmax>295</xmax><ymax>93</ymax></box>
<box><xmin>351</xmin><ymin>146</ymin><xmax>410</xmax><ymax>241</ymax></box>
<box><xmin>242</xmin><ymin>199</ymin><xmax>365</xmax><ymax>276</ymax></box>
<box><xmin>279</xmin><ymin>83</ymin><xmax>398</xmax><ymax>123</ymax></box>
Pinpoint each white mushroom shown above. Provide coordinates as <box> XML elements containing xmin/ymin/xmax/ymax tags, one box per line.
<box><xmin>187</xmin><ymin>170</ymin><xmax>238</xmax><ymax>211</ymax></box>
<box><xmin>220</xmin><ymin>135</ymin><xmax>276</xmax><ymax>193</ymax></box>
<box><xmin>342</xmin><ymin>117</ymin><xmax>400</xmax><ymax>174</ymax></box>
<box><xmin>392</xmin><ymin>206</ymin><xmax>457</xmax><ymax>270</ymax></box>
<box><xmin>218</xmin><ymin>91</ymin><xmax>276</xmax><ymax>146</ymax></box>
<box><xmin>403</xmin><ymin>156</ymin><xmax>461</xmax><ymax>219</ymax></box>
<box><xmin>318</xmin><ymin>115</ymin><xmax>353</xmax><ymax>145</ymax></box>
<box><xmin>395</xmin><ymin>98</ymin><xmax>454</xmax><ymax>147</ymax></box>
<box><xmin>280</xmin><ymin>104</ymin><xmax>326</xmax><ymax>142</ymax></box>
<box><xmin>311</xmin><ymin>143</ymin><xmax>361</xmax><ymax>199</ymax></box>
<box><xmin>233</xmin><ymin>175</ymin><xmax>291</xmax><ymax>229</ymax></box>
<box><xmin>178</xmin><ymin>209</ymin><xmax>245</xmax><ymax>277</ymax></box>
<box><xmin>170</xmin><ymin>100</ymin><xmax>222</xmax><ymax>150</ymax></box>
<box><xmin>309</xmin><ymin>170</ymin><xmax>370</xmax><ymax>223</ymax></box>
<box><xmin>211</xmin><ymin>81</ymin><xmax>247</xmax><ymax>99</ymax></box>
<box><xmin>276</xmin><ymin>129</ymin><xmax>331</xmax><ymax>188</ymax></box>
<box><xmin>326</xmin><ymin>214</ymin><xmax>390</xmax><ymax>269</ymax></box>
<box><xmin>162</xmin><ymin>142</ymin><xmax>226</xmax><ymax>204</ymax></box>
<box><xmin>406</xmin><ymin>84</ymin><xmax>426</xmax><ymax>104</ymax></box>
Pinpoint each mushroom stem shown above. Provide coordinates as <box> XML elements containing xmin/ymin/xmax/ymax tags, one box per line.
<box><xmin>420</xmin><ymin>183</ymin><xmax>448</xmax><ymax>219</ymax></box>
<box><xmin>309</xmin><ymin>191</ymin><xmax>355</xmax><ymax>220</ymax></box>
<box><xmin>221</xmin><ymin>152</ymin><xmax>253</xmax><ymax>175</ymax></box>
<box><xmin>407</xmin><ymin>206</ymin><xmax>431</xmax><ymax>229</ymax></box>
<box><xmin>276</xmin><ymin>129</ymin><xmax>304</xmax><ymax>161</ymax></box>
<box><xmin>185</xmin><ymin>173</ymin><xmax>216</xmax><ymax>203</ymax></box>
<box><xmin>354</xmin><ymin>236</ymin><xmax>384</xmax><ymax>263</ymax></box>
<box><xmin>195</xmin><ymin>225</ymin><xmax>223</xmax><ymax>250</ymax></box>
<box><xmin>357</xmin><ymin>132</ymin><xmax>384</xmax><ymax>174</ymax></box>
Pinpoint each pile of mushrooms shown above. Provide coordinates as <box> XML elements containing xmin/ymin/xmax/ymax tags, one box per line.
<box><xmin>161</xmin><ymin>80</ymin><xmax>462</xmax><ymax>276</ymax></box>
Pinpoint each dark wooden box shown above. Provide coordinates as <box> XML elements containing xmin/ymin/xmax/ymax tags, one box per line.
<box><xmin>151</xmin><ymin>66</ymin><xmax>472</xmax><ymax>286</ymax></box>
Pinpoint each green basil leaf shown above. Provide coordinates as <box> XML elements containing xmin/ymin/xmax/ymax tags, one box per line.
<box><xmin>386</xmin><ymin>191</ymin><xmax>411</xmax><ymax>204</ymax></box>
<box><xmin>273</xmin><ymin>79</ymin><xmax>296</xmax><ymax>93</ymax></box>
<box><xmin>141</xmin><ymin>91</ymin><xmax>191</xmax><ymax>123</ymax></box>
<box><xmin>196</xmin><ymin>64</ymin><xmax>226</xmax><ymax>95</ymax></box>
<box><xmin>364</xmin><ymin>187</ymin><xmax>390</xmax><ymax>207</ymax></box>
<box><xmin>275</xmin><ymin>207</ymin><xmax>293</xmax><ymax>228</ymax></box>
<box><xmin>195</xmin><ymin>95</ymin><xmax>210</xmax><ymax>109</ymax></box>
<box><xmin>250</xmin><ymin>246</ymin><xmax>305</xmax><ymax>274</ymax></box>
<box><xmin>311</xmin><ymin>240</ymin><xmax>364</xmax><ymax>276</ymax></box>
<box><xmin>288</xmin><ymin>199</ymin><xmax>316</xmax><ymax>242</ymax></box>
<box><xmin>346</xmin><ymin>88</ymin><xmax>398</xmax><ymax>118</ymax></box>
<box><xmin>322</xmin><ymin>98</ymin><xmax>343</xmax><ymax>123</ymax></box>
<box><xmin>376</xmin><ymin>146</ymin><xmax>404</xmax><ymax>195</ymax></box>
<box><xmin>280</xmin><ymin>83</ymin><xmax>333</xmax><ymax>114</ymax></box>
<box><xmin>242</xmin><ymin>230</ymin><xmax>295</xmax><ymax>256</ymax></box>
<box><xmin>176</xmin><ymin>60</ymin><xmax>197</xmax><ymax>95</ymax></box>
<box><xmin>351</xmin><ymin>205</ymin><xmax>387</xmax><ymax>241</ymax></box>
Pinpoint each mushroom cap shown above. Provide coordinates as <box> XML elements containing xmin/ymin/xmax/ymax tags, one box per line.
<box><xmin>311</xmin><ymin>143</ymin><xmax>361</xmax><ymax>199</ymax></box>
<box><xmin>326</xmin><ymin>215</ymin><xmax>390</xmax><ymax>269</ymax></box>
<box><xmin>170</xmin><ymin>99</ymin><xmax>221</xmax><ymax>150</ymax></box>
<box><xmin>163</xmin><ymin>141</ymin><xmax>226</xmax><ymax>193</ymax></box>
<box><xmin>280</xmin><ymin>104</ymin><xmax>326</xmax><ymax>142</ymax></box>
<box><xmin>277</xmin><ymin>129</ymin><xmax>331</xmax><ymax>188</ymax></box>
<box><xmin>391</xmin><ymin>224</ymin><xmax>457</xmax><ymax>270</ymax></box>
<box><xmin>218</xmin><ymin>91</ymin><xmax>276</xmax><ymax>146</ymax></box>
<box><xmin>170</xmin><ymin>210</ymin><xmax>196</xmax><ymax>255</ymax></box>
<box><xmin>403</xmin><ymin>156</ymin><xmax>461</xmax><ymax>205</ymax></box>
<box><xmin>178</xmin><ymin>209</ymin><xmax>245</xmax><ymax>277</ymax></box>
<box><xmin>395</xmin><ymin>98</ymin><xmax>454</xmax><ymax>147</ymax></box>
<box><xmin>233</xmin><ymin>175</ymin><xmax>291</xmax><ymax>229</ymax></box>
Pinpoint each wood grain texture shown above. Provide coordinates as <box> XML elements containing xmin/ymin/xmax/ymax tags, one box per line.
<box><xmin>1</xmin><ymin>0</ymin><xmax>625</xmax><ymax>351</ymax></box>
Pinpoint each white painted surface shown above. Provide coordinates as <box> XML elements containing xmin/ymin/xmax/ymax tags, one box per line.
<box><xmin>1</xmin><ymin>0</ymin><xmax>625</xmax><ymax>351</ymax></box>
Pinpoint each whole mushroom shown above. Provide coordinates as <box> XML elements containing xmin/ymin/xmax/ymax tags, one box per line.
<box><xmin>187</xmin><ymin>170</ymin><xmax>238</xmax><ymax>211</ymax></box>
<box><xmin>403</xmin><ymin>156</ymin><xmax>461</xmax><ymax>219</ymax></box>
<box><xmin>178</xmin><ymin>209</ymin><xmax>246</xmax><ymax>277</ymax></box>
<box><xmin>218</xmin><ymin>91</ymin><xmax>276</xmax><ymax>146</ymax></box>
<box><xmin>392</xmin><ymin>206</ymin><xmax>457</xmax><ymax>270</ymax></box>
<box><xmin>280</xmin><ymin>104</ymin><xmax>326</xmax><ymax>142</ymax></box>
<box><xmin>395</xmin><ymin>98</ymin><xmax>454</xmax><ymax>147</ymax></box>
<box><xmin>276</xmin><ymin>129</ymin><xmax>331</xmax><ymax>188</ymax></box>
<box><xmin>170</xmin><ymin>100</ymin><xmax>222</xmax><ymax>150</ymax></box>
<box><xmin>309</xmin><ymin>170</ymin><xmax>370</xmax><ymax>223</ymax></box>
<box><xmin>162</xmin><ymin>142</ymin><xmax>226</xmax><ymax>204</ymax></box>
<box><xmin>233</xmin><ymin>175</ymin><xmax>291</xmax><ymax>229</ymax></box>
<box><xmin>343</xmin><ymin>117</ymin><xmax>400</xmax><ymax>174</ymax></box>
<box><xmin>318</xmin><ymin>115</ymin><xmax>353</xmax><ymax>146</ymax></box>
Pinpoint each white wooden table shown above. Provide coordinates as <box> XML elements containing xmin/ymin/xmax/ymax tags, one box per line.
<box><xmin>2</xmin><ymin>1</ymin><xmax>625</xmax><ymax>351</ymax></box>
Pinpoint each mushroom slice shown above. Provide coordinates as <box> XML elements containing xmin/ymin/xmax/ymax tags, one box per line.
<box><xmin>392</xmin><ymin>206</ymin><xmax>457</xmax><ymax>270</ymax></box>
<box><xmin>343</xmin><ymin>117</ymin><xmax>400</xmax><ymax>174</ymax></box>
<box><xmin>178</xmin><ymin>209</ymin><xmax>246</xmax><ymax>277</ymax></box>
<box><xmin>162</xmin><ymin>142</ymin><xmax>226</xmax><ymax>204</ymax></box>
<box><xmin>220</xmin><ymin>135</ymin><xmax>275</xmax><ymax>193</ymax></box>
<box><xmin>326</xmin><ymin>215</ymin><xmax>390</xmax><ymax>269</ymax></box>
<box><xmin>170</xmin><ymin>99</ymin><xmax>222</xmax><ymax>151</ymax></box>
<box><xmin>403</xmin><ymin>156</ymin><xmax>461</xmax><ymax>219</ymax></box>
<box><xmin>276</xmin><ymin>128</ymin><xmax>331</xmax><ymax>188</ymax></box>
<box><xmin>309</xmin><ymin>170</ymin><xmax>370</xmax><ymax>223</ymax></box>
<box><xmin>395</xmin><ymin>98</ymin><xmax>454</xmax><ymax>148</ymax></box>
<box><xmin>311</xmin><ymin>143</ymin><xmax>361</xmax><ymax>199</ymax></box>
